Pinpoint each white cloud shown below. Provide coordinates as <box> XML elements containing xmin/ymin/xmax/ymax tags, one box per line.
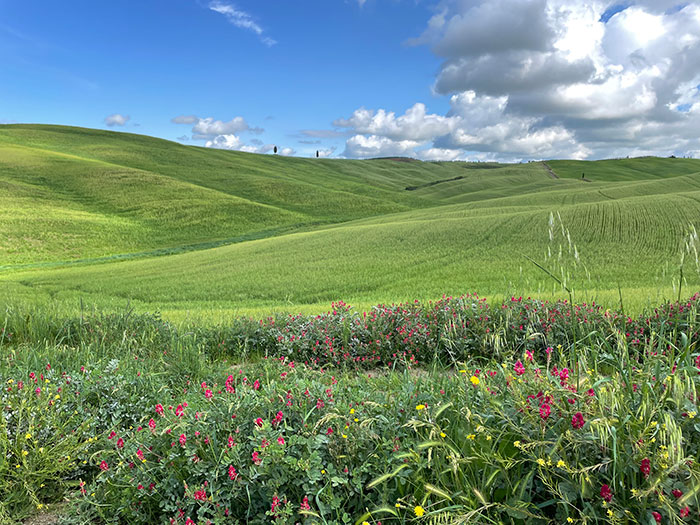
<box><xmin>205</xmin><ymin>134</ymin><xmax>242</xmax><ymax>150</ymax></box>
<box><xmin>209</xmin><ymin>1</ymin><xmax>276</xmax><ymax>47</ymax></box>
<box><xmin>335</xmin><ymin>0</ymin><xmax>700</xmax><ymax>160</ymax></box>
<box><xmin>104</xmin><ymin>113</ymin><xmax>130</xmax><ymax>127</ymax></box>
<box><xmin>334</xmin><ymin>103</ymin><xmax>458</xmax><ymax>141</ymax></box>
<box><xmin>344</xmin><ymin>134</ymin><xmax>422</xmax><ymax>158</ymax></box>
<box><xmin>172</xmin><ymin>115</ymin><xmax>262</xmax><ymax>138</ymax></box>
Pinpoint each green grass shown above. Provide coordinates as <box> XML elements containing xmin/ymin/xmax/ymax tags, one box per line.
<box><xmin>1</xmin><ymin>124</ymin><xmax>699</xmax><ymax>319</ymax></box>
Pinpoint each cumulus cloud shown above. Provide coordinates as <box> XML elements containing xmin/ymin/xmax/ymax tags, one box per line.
<box><xmin>104</xmin><ymin>113</ymin><xmax>130</xmax><ymax>127</ymax></box>
<box><xmin>337</xmin><ymin>0</ymin><xmax>700</xmax><ymax>160</ymax></box>
<box><xmin>172</xmin><ymin>115</ymin><xmax>263</xmax><ymax>139</ymax></box>
<box><xmin>209</xmin><ymin>1</ymin><xmax>276</xmax><ymax>47</ymax></box>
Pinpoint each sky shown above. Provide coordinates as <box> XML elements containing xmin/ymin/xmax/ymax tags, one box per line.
<box><xmin>1</xmin><ymin>0</ymin><xmax>700</xmax><ymax>161</ymax></box>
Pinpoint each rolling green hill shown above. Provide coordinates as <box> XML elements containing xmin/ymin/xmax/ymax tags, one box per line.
<box><xmin>1</xmin><ymin>124</ymin><xmax>699</xmax><ymax>318</ymax></box>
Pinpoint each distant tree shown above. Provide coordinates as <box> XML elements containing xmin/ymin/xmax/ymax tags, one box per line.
<box><xmin>274</xmin><ymin>146</ymin><xmax>278</xmax><ymax>154</ymax></box>
<box><xmin>316</xmin><ymin>150</ymin><xmax>319</xmax><ymax>158</ymax></box>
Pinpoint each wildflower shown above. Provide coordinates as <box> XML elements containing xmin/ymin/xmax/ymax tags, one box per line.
<box><xmin>255</xmin><ymin>417</ymin><xmax>264</xmax><ymax>427</ymax></box>
<box><xmin>557</xmin><ymin>460</ymin><xmax>566</xmax><ymax>468</ymax></box>
<box><xmin>416</xmin><ymin>404</ymin><xmax>426</xmax><ymax>411</ymax></box>
<box><xmin>607</xmin><ymin>509</ymin><xmax>613</xmax><ymax>518</ymax></box>
<box><xmin>600</xmin><ymin>484</ymin><xmax>613</xmax><ymax>502</ymax></box>
<box><xmin>277</xmin><ymin>436</ymin><xmax>285</xmax><ymax>445</ymax></box>
<box><xmin>350</xmin><ymin>408</ymin><xmax>355</xmax><ymax>414</ymax></box>
<box><xmin>193</xmin><ymin>489</ymin><xmax>207</xmax><ymax>501</ymax></box>
<box><xmin>567</xmin><ymin>519</ymin><xmax>574</xmax><ymax>523</ymax></box>
<box><xmin>228</xmin><ymin>465</ymin><xmax>238</xmax><ymax>480</ymax></box>
<box><xmin>536</xmin><ymin>458</ymin><xmax>546</xmax><ymax>466</ymax></box>
<box><xmin>672</xmin><ymin>489</ymin><xmax>683</xmax><ymax>498</ymax></box>
<box><xmin>148</xmin><ymin>418</ymin><xmax>156</xmax><ymax>432</ymax></box>
<box><xmin>539</xmin><ymin>403</ymin><xmax>551</xmax><ymax>420</ymax></box>
<box><xmin>640</xmin><ymin>457</ymin><xmax>651</xmax><ymax>479</ymax></box>
<box><xmin>252</xmin><ymin>451</ymin><xmax>261</xmax><ymax>465</ymax></box>
<box><xmin>571</xmin><ymin>412</ymin><xmax>585</xmax><ymax>429</ymax></box>
<box><xmin>680</xmin><ymin>507</ymin><xmax>690</xmax><ymax>518</ymax></box>
<box><xmin>117</xmin><ymin>438</ymin><xmax>124</xmax><ymax>449</ymax></box>
<box><xmin>513</xmin><ymin>441</ymin><xmax>521</xmax><ymax>448</ymax></box>
<box><xmin>652</xmin><ymin>511</ymin><xmax>662</xmax><ymax>524</ymax></box>
<box><xmin>155</xmin><ymin>403</ymin><xmax>164</xmax><ymax>415</ymax></box>
<box><xmin>514</xmin><ymin>360</ymin><xmax>525</xmax><ymax>376</ymax></box>
<box><xmin>470</xmin><ymin>375</ymin><xmax>479</xmax><ymax>386</ymax></box>
<box><xmin>25</xmin><ymin>433</ymin><xmax>31</xmax><ymax>440</ymax></box>
<box><xmin>467</xmin><ymin>434</ymin><xmax>476</xmax><ymax>440</ymax></box>
<box><xmin>204</xmin><ymin>389</ymin><xmax>213</xmax><ymax>399</ymax></box>
<box><xmin>300</xmin><ymin>496</ymin><xmax>311</xmax><ymax>511</ymax></box>
<box><xmin>440</xmin><ymin>432</ymin><xmax>446</xmax><ymax>438</ymax></box>
<box><xmin>179</xmin><ymin>434</ymin><xmax>187</xmax><ymax>447</ymax></box>
<box><xmin>414</xmin><ymin>505</ymin><xmax>425</xmax><ymax>517</ymax></box>
<box><xmin>99</xmin><ymin>460</ymin><xmax>109</xmax><ymax>471</ymax></box>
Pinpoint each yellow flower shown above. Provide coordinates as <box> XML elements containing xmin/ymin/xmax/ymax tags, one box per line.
<box><xmin>320</xmin><ymin>469</ymin><xmax>326</xmax><ymax>475</ymax></box>
<box><xmin>350</xmin><ymin>408</ymin><xmax>355</xmax><ymax>414</ymax></box>
<box><xmin>567</xmin><ymin>518</ymin><xmax>574</xmax><ymax>523</ymax></box>
<box><xmin>22</xmin><ymin>450</ymin><xmax>28</xmax><ymax>456</ymax></box>
<box><xmin>467</xmin><ymin>434</ymin><xmax>476</xmax><ymax>440</ymax></box>
<box><xmin>36</xmin><ymin>503</ymin><xmax>44</xmax><ymax>510</ymax></box>
<box><xmin>354</xmin><ymin>418</ymin><xmax>359</xmax><ymax>422</ymax></box>
<box><xmin>39</xmin><ymin>447</ymin><xmax>44</xmax><ymax>454</ymax></box>
<box><xmin>25</xmin><ymin>433</ymin><xmax>32</xmax><ymax>440</ymax></box>
<box><xmin>557</xmin><ymin>460</ymin><xmax>566</xmax><ymax>468</ymax></box>
<box><xmin>362</xmin><ymin>522</ymin><xmax>370</xmax><ymax>525</ymax></box>
<box><xmin>416</xmin><ymin>404</ymin><xmax>426</xmax><ymax>411</ymax></box>
<box><xmin>395</xmin><ymin>503</ymin><xmax>401</xmax><ymax>508</ymax></box>
<box><xmin>536</xmin><ymin>458</ymin><xmax>546</xmax><ymax>466</ymax></box>
<box><xmin>342</xmin><ymin>434</ymin><xmax>348</xmax><ymax>439</ymax></box>
<box><xmin>631</xmin><ymin>489</ymin><xmax>639</xmax><ymax>497</ymax></box>
<box><xmin>440</xmin><ymin>432</ymin><xmax>446</xmax><ymax>438</ymax></box>
<box><xmin>54</xmin><ymin>394</ymin><xmax>60</xmax><ymax>400</ymax></box>
<box><xmin>486</xmin><ymin>435</ymin><xmax>492</xmax><ymax>441</ymax></box>
<box><xmin>414</xmin><ymin>505</ymin><xmax>425</xmax><ymax>517</ymax></box>
<box><xmin>607</xmin><ymin>509</ymin><xmax>613</xmax><ymax>518</ymax></box>
<box><xmin>470</xmin><ymin>375</ymin><xmax>480</xmax><ymax>386</ymax></box>
<box><xmin>650</xmin><ymin>421</ymin><xmax>658</xmax><ymax>427</ymax></box>
<box><xmin>459</xmin><ymin>369</ymin><xmax>466</xmax><ymax>374</ymax></box>
<box><xmin>513</xmin><ymin>441</ymin><xmax>521</xmax><ymax>448</ymax></box>
<box><xmin>688</xmin><ymin>411</ymin><xmax>696</xmax><ymax>419</ymax></box>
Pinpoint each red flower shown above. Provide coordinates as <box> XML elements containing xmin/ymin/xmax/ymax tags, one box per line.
<box><xmin>255</xmin><ymin>417</ymin><xmax>264</xmax><ymax>427</ymax></box>
<box><xmin>193</xmin><ymin>489</ymin><xmax>207</xmax><ymax>501</ymax></box>
<box><xmin>571</xmin><ymin>412</ymin><xmax>585</xmax><ymax>429</ymax></box>
<box><xmin>640</xmin><ymin>457</ymin><xmax>651</xmax><ymax>479</ymax></box>
<box><xmin>155</xmin><ymin>404</ymin><xmax>164</xmax><ymax>415</ymax></box>
<box><xmin>252</xmin><ymin>451</ymin><xmax>261</xmax><ymax>465</ymax></box>
<box><xmin>514</xmin><ymin>360</ymin><xmax>526</xmax><ymax>376</ymax></box>
<box><xmin>600</xmin><ymin>484</ymin><xmax>613</xmax><ymax>502</ymax></box>
<box><xmin>228</xmin><ymin>465</ymin><xmax>238</xmax><ymax>480</ymax></box>
<box><xmin>148</xmin><ymin>418</ymin><xmax>156</xmax><ymax>432</ymax></box>
<box><xmin>179</xmin><ymin>434</ymin><xmax>187</xmax><ymax>447</ymax></box>
<box><xmin>117</xmin><ymin>437</ymin><xmax>124</xmax><ymax>449</ymax></box>
<box><xmin>204</xmin><ymin>389</ymin><xmax>213</xmax><ymax>399</ymax></box>
<box><xmin>680</xmin><ymin>507</ymin><xmax>689</xmax><ymax>518</ymax></box>
<box><xmin>539</xmin><ymin>403</ymin><xmax>551</xmax><ymax>420</ymax></box>
<box><xmin>300</xmin><ymin>496</ymin><xmax>311</xmax><ymax>511</ymax></box>
<box><xmin>99</xmin><ymin>460</ymin><xmax>109</xmax><ymax>471</ymax></box>
<box><xmin>652</xmin><ymin>511</ymin><xmax>661</xmax><ymax>523</ymax></box>
<box><xmin>672</xmin><ymin>489</ymin><xmax>683</xmax><ymax>498</ymax></box>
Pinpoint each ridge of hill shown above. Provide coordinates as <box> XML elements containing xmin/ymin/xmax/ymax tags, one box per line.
<box><xmin>1</xmin><ymin>124</ymin><xmax>699</xmax><ymax>316</ymax></box>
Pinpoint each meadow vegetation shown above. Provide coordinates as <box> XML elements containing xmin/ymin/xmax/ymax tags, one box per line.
<box><xmin>2</xmin><ymin>125</ymin><xmax>700</xmax><ymax>523</ymax></box>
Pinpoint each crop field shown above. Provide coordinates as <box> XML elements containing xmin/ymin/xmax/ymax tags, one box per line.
<box><xmin>1</xmin><ymin>124</ymin><xmax>700</xmax><ymax>319</ymax></box>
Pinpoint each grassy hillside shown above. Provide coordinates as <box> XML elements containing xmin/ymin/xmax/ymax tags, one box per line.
<box><xmin>1</xmin><ymin>124</ymin><xmax>699</xmax><ymax>317</ymax></box>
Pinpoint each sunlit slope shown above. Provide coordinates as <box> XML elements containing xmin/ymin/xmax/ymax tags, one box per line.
<box><xmin>3</xmin><ymin>189</ymin><xmax>698</xmax><ymax>313</ymax></box>
<box><xmin>2</xmin><ymin>125</ymin><xmax>537</xmax><ymax>264</ymax></box>
<box><xmin>548</xmin><ymin>157</ymin><xmax>700</xmax><ymax>181</ymax></box>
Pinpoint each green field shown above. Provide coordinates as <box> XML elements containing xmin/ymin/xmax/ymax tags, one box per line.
<box><xmin>1</xmin><ymin>124</ymin><xmax>699</xmax><ymax>318</ymax></box>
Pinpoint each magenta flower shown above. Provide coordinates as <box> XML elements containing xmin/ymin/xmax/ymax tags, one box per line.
<box><xmin>571</xmin><ymin>412</ymin><xmax>585</xmax><ymax>429</ymax></box>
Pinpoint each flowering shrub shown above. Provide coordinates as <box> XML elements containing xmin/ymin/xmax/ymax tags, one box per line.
<box><xmin>1</xmin><ymin>294</ymin><xmax>699</xmax><ymax>523</ymax></box>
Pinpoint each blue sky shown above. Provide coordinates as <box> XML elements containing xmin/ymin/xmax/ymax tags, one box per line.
<box><xmin>1</xmin><ymin>0</ymin><xmax>700</xmax><ymax>160</ymax></box>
